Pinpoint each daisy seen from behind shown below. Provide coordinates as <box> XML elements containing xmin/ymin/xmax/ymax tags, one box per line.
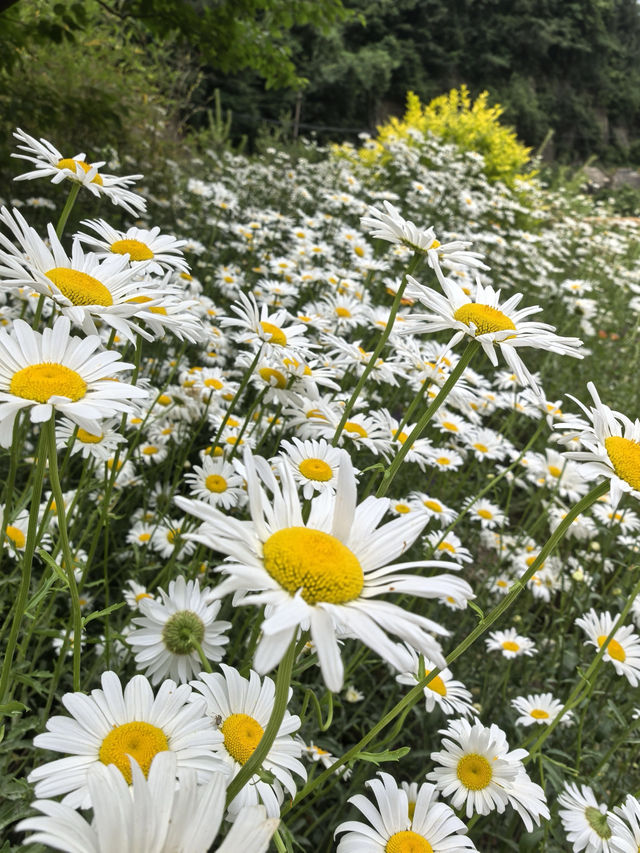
<box><xmin>0</xmin><ymin>316</ymin><xmax>146</xmax><ymax>447</ymax></box>
<box><xmin>27</xmin><ymin>670</ymin><xmax>226</xmax><ymax>809</ymax></box>
<box><xmin>191</xmin><ymin>664</ymin><xmax>306</xmax><ymax>818</ymax></box>
<box><xmin>127</xmin><ymin>575</ymin><xmax>231</xmax><ymax>684</ymax></box>
<box><xmin>558</xmin><ymin>782</ymin><xmax>613</xmax><ymax>853</ymax></box>
<box><xmin>176</xmin><ymin>448</ymin><xmax>474</xmax><ymax>691</ymax></box>
<box><xmin>18</xmin><ymin>751</ymin><xmax>279</xmax><ymax>853</ymax></box>
<box><xmin>335</xmin><ymin>770</ymin><xmax>477</xmax><ymax>852</ymax></box>
<box><xmin>427</xmin><ymin>718</ymin><xmax>549</xmax><ymax>830</ymax></box>
<box><xmin>609</xmin><ymin>794</ymin><xmax>640</xmax><ymax>853</ymax></box>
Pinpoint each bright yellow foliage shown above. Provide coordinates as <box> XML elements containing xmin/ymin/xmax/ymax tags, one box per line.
<box><xmin>335</xmin><ymin>86</ymin><xmax>533</xmax><ymax>186</ymax></box>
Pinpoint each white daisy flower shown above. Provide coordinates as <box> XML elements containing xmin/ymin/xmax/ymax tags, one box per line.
<box><xmin>151</xmin><ymin>520</ymin><xmax>197</xmax><ymax>560</ymax></box>
<box><xmin>128</xmin><ymin>576</ymin><xmax>230</xmax><ymax>684</ymax></box>
<box><xmin>184</xmin><ymin>456</ymin><xmax>245</xmax><ymax>509</ymax></box>
<box><xmin>410</xmin><ymin>276</ymin><xmax>583</xmax><ymax>396</ymax></box>
<box><xmin>76</xmin><ymin>219</ymin><xmax>190</xmax><ymax>275</ymax></box>
<box><xmin>0</xmin><ymin>316</ymin><xmax>146</xmax><ymax>446</ymax></box>
<box><xmin>609</xmin><ymin>793</ymin><xmax>640</xmax><ymax>853</ymax></box>
<box><xmin>18</xmin><ymin>751</ymin><xmax>279</xmax><ymax>853</ymax></box>
<box><xmin>11</xmin><ymin>128</ymin><xmax>146</xmax><ymax>215</ymax></box>
<box><xmin>123</xmin><ymin>579</ymin><xmax>154</xmax><ymax>609</ymax></box>
<box><xmin>222</xmin><ymin>291</ymin><xmax>312</xmax><ymax>357</ymax></box>
<box><xmin>575</xmin><ymin>609</ymin><xmax>640</xmax><ymax>686</ymax></box>
<box><xmin>511</xmin><ymin>692</ymin><xmax>573</xmax><ymax>727</ymax></box>
<box><xmin>335</xmin><ymin>771</ymin><xmax>477</xmax><ymax>852</ymax></box>
<box><xmin>558</xmin><ymin>782</ymin><xmax>613</xmax><ymax>853</ymax></box>
<box><xmin>427</xmin><ymin>718</ymin><xmax>549</xmax><ymax>830</ymax></box>
<box><xmin>55</xmin><ymin>416</ymin><xmax>126</xmax><ymax>461</ymax></box>
<box><xmin>27</xmin><ymin>671</ymin><xmax>227</xmax><ymax>809</ymax></box>
<box><xmin>278</xmin><ymin>437</ymin><xmax>345</xmax><ymax>498</ymax></box>
<box><xmin>559</xmin><ymin>382</ymin><xmax>640</xmax><ymax>508</ymax></box>
<box><xmin>485</xmin><ymin>628</ymin><xmax>537</xmax><ymax>658</ymax></box>
<box><xmin>395</xmin><ymin>647</ymin><xmax>474</xmax><ymax>717</ymax></box>
<box><xmin>191</xmin><ymin>665</ymin><xmax>306</xmax><ymax>818</ymax></box>
<box><xmin>465</xmin><ymin>497</ymin><xmax>506</xmax><ymax>529</ymax></box>
<box><xmin>176</xmin><ymin>449</ymin><xmax>474</xmax><ymax>691</ymax></box>
<box><xmin>0</xmin><ymin>208</ymin><xmax>165</xmax><ymax>343</ymax></box>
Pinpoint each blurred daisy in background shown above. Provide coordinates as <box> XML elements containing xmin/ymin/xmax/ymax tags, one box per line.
<box><xmin>575</xmin><ymin>609</ymin><xmax>640</xmax><ymax>686</ymax></box>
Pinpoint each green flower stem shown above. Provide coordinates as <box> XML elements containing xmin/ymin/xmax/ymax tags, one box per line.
<box><xmin>212</xmin><ymin>346</ymin><xmax>263</xmax><ymax>451</ymax></box>
<box><xmin>0</xmin><ymin>416</ymin><xmax>23</xmax><ymax>579</ymax></box>
<box><xmin>525</xmin><ymin>569</ymin><xmax>640</xmax><ymax>764</ymax></box>
<box><xmin>0</xmin><ymin>426</ymin><xmax>48</xmax><ymax>706</ymax></box>
<box><xmin>55</xmin><ymin>182</ymin><xmax>80</xmax><ymax>239</ymax></box>
<box><xmin>290</xmin><ymin>479</ymin><xmax>610</xmax><ymax>809</ymax></box>
<box><xmin>225</xmin><ymin>637</ymin><xmax>298</xmax><ymax>808</ymax></box>
<box><xmin>191</xmin><ymin>637</ymin><xmax>213</xmax><ymax>674</ymax></box>
<box><xmin>376</xmin><ymin>339</ymin><xmax>480</xmax><ymax>498</ymax></box>
<box><xmin>227</xmin><ymin>386</ymin><xmax>268</xmax><ymax>464</ymax></box>
<box><xmin>332</xmin><ymin>253</ymin><xmax>424</xmax><ymax>447</ymax></box>
<box><xmin>45</xmin><ymin>417</ymin><xmax>83</xmax><ymax>692</ymax></box>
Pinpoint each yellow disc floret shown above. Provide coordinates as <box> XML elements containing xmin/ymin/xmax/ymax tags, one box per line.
<box><xmin>205</xmin><ymin>474</ymin><xmax>228</xmax><ymax>493</ymax></box>
<box><xmin>99</xmin><ymin>721</ymin><xmax>169</xmax><ymax>783</ymax></box>
<box><xmin>5</xmin><ymin>525</ymin><xmax>25</xmax><ymax>549</ymax></box>
<box><xmin>57</xmin><ymin>158</ymin><xmax>103</xmax><ymax>185</ymax></box>
<box><xmin>221</xmin><ymin>713</ymin><xmax>264</xmax><ymax>764</ymax></box>
<box><xmin>46</xmin><ymin>267</ymin><xmax>113</xmax><ymax>307</ymax></box>
<box><xmin>110</xmin><ymin>239</ymin><xmax>154</xmax><ymax>261</ymax></box>
<box><xmin>263</xmin><ymin>527</ymin><xmax>364</xmax><ymax>605</ymax></box>
<box><xmin>425</xmin><ymin>671</ymin><xmax>447</xmax><ymax>696</ymax></box>
<box><xmin>457</xmin><ymin>753</ymin><xmax>493</xmax><ymax>790</ymax></box>
<box><xmin>10</xmin><ymin>363</ymin><xmax>87</xmax><ymax>403</ymax></box>
<box><xmin>260</xmin><ymin>321</ymin><xmax>287</xmax><ymax>346</ymax></box>
<box><xmin>77</xmin><ymin>428</ymin><xmax>103</xmax><ymax>443</ymax></box>
<box><xmin>453</xmin><ymin>304</ymin><xmax>516</xmax><ymax>336</ymax></box>
<box><xmin>604</xmin><ymin>436</ymin><xmax>640</xmax><ymax>491</ymax></box>
<box><xmin>298</xmin><ymin>458</ymin><xmax>333</xmax><ymax>482</ymax></box>
<box><xmin>386</xmin><ymin>830</ymin><xmax>433</xmax><ymax>853</ymax></box>
<box><xmin>501</xmin><ymin>640</ymin><xmax>520</xmax><ymax>653</ymax></box>
<box><xmin>597</xmin><ymin>634</ymin><xmax>626</xmax><ymax>662</ymax></box>
<box><xmin>530</xmin><ymin>708</ymin><xmax>550</xmax><ymax>719</ymax></box>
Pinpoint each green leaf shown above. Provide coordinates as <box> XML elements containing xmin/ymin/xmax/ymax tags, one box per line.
<box><xmin>468</xmin><ymin>600</ymin><xmax>484</xmax><ymax>620</ymax></box>
<box><xmin>353</xmin><ymin>746</ymin><xmax>410</xmax><ymax>765</ymax></box>
<box><xmin>36</xmin><ymin>549</ymin><xmax>69</xmax><ymax>586</ymax></box>
<box><xmin>82</xmin><ymin>601</ymin><xmax>126</xmax><ymax>627</ymax></box>
<box><xmin>0</xmin><ymin>701</ymin><xmax>28</xmax><ymax>716</ymax></box>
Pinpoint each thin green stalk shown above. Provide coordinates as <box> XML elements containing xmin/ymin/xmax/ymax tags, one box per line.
<box><xmin>332</xmin><ymin>252</ymin><xmax>424</xmax><ymax>446</ymax></box>
<box><xmin>226</xmin><ymin>637</ymin><xmax>297</xmax><ymax>807</ymax></box>
<box><xmin>45</xmin><ymin>418</ymin><xmax>83</xmax><ymax>692</ymax></box>
<box><xmin>55</xmin><ymin>182</ymin><xmax>81</xmax><ymax>239</ymax></box>
<box><xmin>212</xmin><ymin>346</ymin><xmax>263</xmax><ymax>450</ymax></box>
<box><xmin>0</xmin><ymin>426</ymin><xmax>48</xmax><ymax>705</ymax></box>
<box><xmin>291</xmin><ymin>479</ymin><xmax>610</xmax><ymax>807</ymax></box>
<box><xmin>376</xmin><ymin>340</ymin><xmax>480</xmax><ymax>497</ymax></box>
<box><xmin>191</xmin><ymin>637</ymin><xmax>213</xmax><ymax>674</ymax></box>
<box><xmin>0</xmin><ymin>415</ymin><xmax>23</xmax><ymax>577</ymax></box>
<box><xmin>227</xmin><ymin>387</ymin><xmax>267</xmax><ymax>463</ymax></box>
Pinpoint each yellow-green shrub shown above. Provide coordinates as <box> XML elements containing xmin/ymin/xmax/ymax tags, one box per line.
<box><xmin>337</xmin><ymin>86</ymin><xmax>533</xmax><ymax>186</ymax></box>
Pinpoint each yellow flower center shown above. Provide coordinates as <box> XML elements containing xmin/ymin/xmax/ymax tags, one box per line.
<box><xmin>453</xmin><ymin>304</ymin><xmax>516</xmax><ymax>336</ymax></box>
<box><xmin>221</xmin><ymin>713</ymin><xmax>264</xmax><ymax>764</ymax></box>
<box><xmin>258</xmin><ymin>367</ymin><xmax>287</xmax><ymax>388</ymax></box>
<box><xmin>438</xmin><ymin>542</ymin><xmax>455</xmax><ymax>553</ymax></box>
<box><xmin>457</xmin><ymin>753</ymin><xmax>493</xmax><ymax>790</ymax></box>
<box><xmin>473</xmin><ymin>442</ymin><xmax>489</xmax><ymax>453</ymax></box>
<box><xmin>5</xmin><ymin>525</ymin><xmax>25</xmax><ymax>549</ymax></box>
<box><xmin>142</xmin><ymin>445</ymin><xmax>159</xmax><ymax>455</ymax></box>
<box><xmin>397</xmin><ymin>431</ymin><xmax>409</xmax><ymax>444</ymax></box>
<box><xmin>436</xmin><ymin>457</ymin><xmax>451</xmax><ymax>466</ymax></box>
<box><xmin>425</xmin><ymin>670</ymin><xmax>447</xmax><ymax>696</ymax></box>
<box><xmin>57</xmin><ymin>158</ymin><xmax>103</xmax><ymax>185</ymax></box>
<box><xmin>395</xmin><ymin>503</ymin><xmax>410</xmax><ymax>514</ymax></box>
<box><xmin>205</xmin><ymin>474</ymin><xmax>228</xmax><ymax>493</ymax></box>
<box><xmin>335</xmin><ymin>307</ymin><xmax>352</xmax><ymax>318</ymax></box>
<box><xmin>605</xmin><ymin>436</ymin><xmax>640</xmax><ymax>491</ymax></box>
<box><xmin>441</xmin><ymin>421</ymin><xmax>458</xmax><ymax>432</ymax></box>
<box><xmin>260</xmin><ymin>321</ymin><xmax>287</xmax><ymax>346</ymax></box>
<box><xmin>344</xmin><ymin>421</ymin><xmax>367</xmax><ymax>438</ymax></box>
<box><xmin>77</xmin><ymin>428</ymin><xmax>103</xmax><ymax>443</ymax></box>
<box><xmin>424</xmin><ymin>500</ymin><xmax>442</xmax><ymax>513</ymax></box>
<box><xmin>110</xmin><ymin>239</ymin><xmax>154</xmax><ymax>261</ymax></box>
<box><xmin>477</xmin><ymin>509</ymin><xmax>493</xmax><ymax>519</ymax></box>
<box><xmin>137</xmin><ymin>534</ymin><xmax>151</xmax><ymax>544</ymax></box>
<box><xmin>502</xmin><ymin>640</ymin><xmax>520</xmax><ymax>652</ymax></box>
<box><xmin>10</xmin><ymin>363</ymin><xmax>87</xmax><ymax>403</ymax></box>
<box><xmin>99</xmin><ymin>721</ymin><xmax>169</xmax><ymax>783</ymax></box>
<box><xmin>385</xmin><ymin>831</ymin><xmax>433</xmax><ymax>853</ymax></box>
<box><xmin>597</xmin><ymin>634</ymin><xmax>626</xmax><ymax>662</ymax></box>
<box><xmin>548</xmin><ymin>465</ymin><xmax>563</xmax><ymax>478</ymax></box>
<box><xmin>204</xmin><ymin>378</ymin><xmax>224</xmax><ymax>390</ymax></box>
<box><xmin>262</xmin><ymin>527</ymin><xmax>364</xmax><ymax>605</ymax></box>
<box><xmin>45</xmin><ymin>267</ymin><xmax>113</xmax><ymax>307</ymax></box>
<box><xmin>157</xmin><ymin>395</ymin><xmax>172</xmax><ymax>406</ymax></box>
<box><xmin>354</xmin><ymin>245</ymin><xmax>365</xmax><ymax>258</ymax></box>
<box><xmin>530</xmin><ymin>708</ymin><xmax>550</xmax><ymax>719</ymax></box>
<box><xmin>298</xmin><ymin>458</ymin><xmax>333</xmax><ymax>482</ymax></box>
